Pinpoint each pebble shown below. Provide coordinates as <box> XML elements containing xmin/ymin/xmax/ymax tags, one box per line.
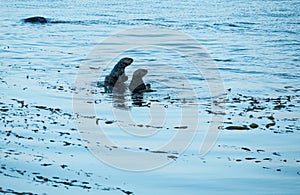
<box><xmin>249</xmin><ymin>123</ymin><xmax>259</xmax><ymax>129</ymax></box>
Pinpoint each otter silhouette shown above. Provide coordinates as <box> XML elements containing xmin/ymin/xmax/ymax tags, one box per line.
<box><xmin>129</xmin><ymin>69</ymin><xmax>151</xmax><ymax>93</ymax></box>
<box><xmin>104</xmin><ymin>57</ymin><xmax>133</xmax><ymax>93</ymax></box>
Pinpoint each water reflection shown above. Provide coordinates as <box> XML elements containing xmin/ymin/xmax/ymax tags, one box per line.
<box><xmin>111</xmin><ymin>85</ymin><xmax>149</xmax><ymax>109</ymax></box>
<box><xmin>131</xmin><ymin>92</ymin><xmax>146</xmax><ymax>107</ymax></box>
<box><xmin>112</xmin><ymin>92</ymin><xmax>129</xmax><ymax>110</ymax></box>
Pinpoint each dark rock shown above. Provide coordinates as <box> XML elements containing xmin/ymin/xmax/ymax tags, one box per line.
<box><xmin>266</xmin><ymin>122</ymin><xmax>276</xmax><ymax>128</ymax></box>
<box><xmin>41</xmin><ymin>163</ymin><xmax>52</xmax><ymax>167</ymax></box>
<box><xmin>263</xmin><ymin>158</ymin><xmax>272</xmax><ymax>161</ymax></box>
<box><xmin>241</xmin><ymin>147</ymin><xmax>251</xmax><ymax>151</ymax></box>
<box><xmin>249</xmin><ymin>123</ymin><xmax>259</xmax><ymax>129</ymax></box>
<box><xmin>174</xmin><ymin>126</ymin><xmax>188</xmax><ymax>129</ymax></box>
<box><xmin>225</xmin><ymin>125</ymin><xmax>250</xmax><ymax>130</ymax></box>
<box><xmin>23</xmin><ymin>16</ymin><xmax>48</xmax><ymax>24</ymax></box>
<box><xmin>168</xmin><ymin>155</ymin><xmax>178</xmax><ymax>159</ymax></box>
<box><xmin>245</xmin><ymin>157</ymin><xmax>256</xmax><ymax>160</ymax></box>
<box><xmin>272</xmin><ymin>152</ymin><xmax>281</xmax><ymax>156</ymax></box>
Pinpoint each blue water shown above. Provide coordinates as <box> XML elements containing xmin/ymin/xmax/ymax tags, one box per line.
<box><xmin>1</xmin><ymin>0</ymin><xmax>300</xmax><ymax>194</ymax></box>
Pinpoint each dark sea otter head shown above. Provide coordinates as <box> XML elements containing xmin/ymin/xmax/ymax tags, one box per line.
<box><xmin>118</xmin><ymin>57</ymin><xmax>134</xmax><ymax>68</ymax></box>
<box><xmin>133</xmin><ymin>69</ymin><xmax>148</xmax><ymax>78</ymax></box>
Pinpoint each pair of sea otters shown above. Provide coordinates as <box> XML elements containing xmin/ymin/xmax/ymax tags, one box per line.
<box><xmin>104</xmin><ymin>58</ymin><xmax>151</xmax><ymax>93</ymax></box>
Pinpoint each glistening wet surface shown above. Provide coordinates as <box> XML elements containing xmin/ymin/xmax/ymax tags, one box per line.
<box><xmin>1</xmin><ymin>0</ymin><xmax>300</xmax><ymax>194</ymax></box>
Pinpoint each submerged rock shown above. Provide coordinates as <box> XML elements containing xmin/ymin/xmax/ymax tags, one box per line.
<box><xmin>105</xmin><ymin>120</ymin><xmax>114</xmax><ymax>124</ymax></box>
<box><xmin>225</xmin><ymin>125</ymin><xmax>250</xmax><ymax>130</ymax></box>
<box><xmin>23</xmin><ymin>16</ymin><xmax>48</xmax><ymax>24</ymax></box>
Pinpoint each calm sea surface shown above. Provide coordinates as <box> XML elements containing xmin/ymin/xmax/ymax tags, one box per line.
<box><xmin>1</xmin><ymin>0</ymin><xmax>299</xmax><ymax>194</ymax></box>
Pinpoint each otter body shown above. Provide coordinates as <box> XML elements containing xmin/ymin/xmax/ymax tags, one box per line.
<box><xmin>104</xmin><ymin>57</ymin><xmax>133</xmax><ymax>93</ymax></box>
<box><xmin>129</xmin><ymin>69</ymin><xmax>150</xmax><ymax>93</ymax></box>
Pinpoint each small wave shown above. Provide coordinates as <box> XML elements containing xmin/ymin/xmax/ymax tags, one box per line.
<box><xmin>214</xmin><ymin>58</ymin><xmax>234</xmax><ymax>62</ymax></box>
<box><xmin>213</xmin><ymin>23</ymin><xmax>240</xmax><ymax>28</ymax></box>
<box><xmin>132</xmin><ymin>18</ymin><xmax>153</xmax><ymax>22</ymax></box>
<box><xmin>218</xmin><ymin>67</ymin><xmax>265</xmax><ymax>75</ymax></box>
<box><xmin>236</xmin><ymin>21</ymin><xmax>258</xmax><ymax>26</ymax></box>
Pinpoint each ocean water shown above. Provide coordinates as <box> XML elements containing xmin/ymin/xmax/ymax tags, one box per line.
<box><xmin>1</xmin><ymin>0</ymin><xmax>300</xmax><ymax>194</ymax></box>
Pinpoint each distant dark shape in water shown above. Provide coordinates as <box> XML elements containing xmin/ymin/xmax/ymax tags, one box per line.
<box><xmin>129</xmin><ymin>69</ymin><xmax>151</xmax><ymax>93</ymax></box>
<box><xmin>104</xmin><ymin>57</ymin><xmax>133</xmax><ymax>93</ymax></box>
<box><xmin>23</xmin><ymin>16</ymin><xmax>48</xmax><ymax>24</ymax></box>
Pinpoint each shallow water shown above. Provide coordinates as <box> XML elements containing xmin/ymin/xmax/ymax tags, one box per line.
<box><xmin>1</xmin><ymin>0</ymin><xmax>300</xmax><ymax>194</ymax></box>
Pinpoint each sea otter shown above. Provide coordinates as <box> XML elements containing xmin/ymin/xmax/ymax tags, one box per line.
<box><xmin>23</xmin><ymin>16</ymin><xmax>48</xmax><ymax>24</ymax></box>
<box><xmin>129</xmin><ymin>69</ymin><xmax>151</xmax><ymax>93</ymax></box>
<box><xmin>104</xmin><ymin>57</ymin><xmax>133</xmax><ymax>93</ymax></box>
